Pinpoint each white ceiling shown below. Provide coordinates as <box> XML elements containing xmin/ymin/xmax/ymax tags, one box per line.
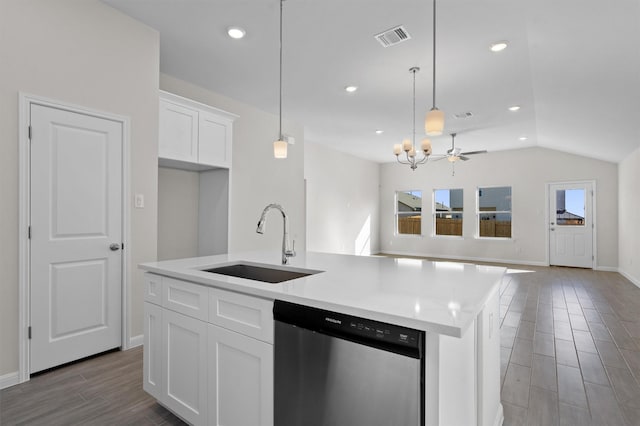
<box><xmin>102</xmin><ymin>0</ymin><xmax>640</xmax><ymax>164</ymax></box>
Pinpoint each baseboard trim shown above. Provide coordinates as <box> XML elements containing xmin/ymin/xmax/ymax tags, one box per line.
<box><xmin>619</xmin><ymin>269</ymin><xmax>640</xmax><ymax>289</ymax></box>
<box><xmin>129</xmin><ymin>334</ymin><xmax>143</xmax><ymax>349</ymax></box>
<box><xmin>379</xmin><ymin>250</ymin><xmax>548</xmax><ymax>268</ymax></box>
<box><xmin>595</xmin><ymin>266</ymin><xmax>619</xmax><ymax>272</ymax></box>
<box><xmin>493</xmin><ymin>402</ymin><xmax>504</xmax><ymax>426</ymax></box>
<box><xmin>0</xmin><ymin>371</ymin><xmax>20</xmax><ymax>390</ymax></box>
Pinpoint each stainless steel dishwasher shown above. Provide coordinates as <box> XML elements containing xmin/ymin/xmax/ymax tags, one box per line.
<box><xmin>274</xmin><ymin>300</ymin><xmax>425</xmax><ymax>426</ymax></box>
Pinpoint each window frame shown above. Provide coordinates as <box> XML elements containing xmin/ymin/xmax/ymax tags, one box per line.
<box><xmin>395</xmin><ymin>189</ymin><xmax>423</xmax><ymax>237</ymax></box>
<box><xmin>432</xmin><ymin>188</ymin><xmax>464</xmax><ymax>238</ymax></box>
<box><xmin>476</xmin><ymin>185</ymin><xmax>513</xmax><ymax>240</ymax></box>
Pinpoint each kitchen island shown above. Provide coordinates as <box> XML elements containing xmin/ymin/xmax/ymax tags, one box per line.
<box><xmin>140</xmin><ymin>251</ymin><xmax>505</xmax><ymax>426</ymax></box>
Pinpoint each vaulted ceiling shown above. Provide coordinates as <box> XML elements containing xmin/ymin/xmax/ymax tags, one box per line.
<box><xmin>103</xmin><ymin>0</ymin><xmax>640</xmax><ymax>164</ymax></box>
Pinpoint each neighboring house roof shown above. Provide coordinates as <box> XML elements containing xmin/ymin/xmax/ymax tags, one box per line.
<box><xmin>435</xmin><ymin>202</ymin><xmax>451</xmax><ymax>212</ymax></box>
<box><xmin>397</xmin><ymin>192</ymin><xmax>422</xmax><ymax>211</ymax></box>
<box><xmin>556</xmin><ymin>210</ymin><xmax>584</xmax><ymax>221</ymax></box>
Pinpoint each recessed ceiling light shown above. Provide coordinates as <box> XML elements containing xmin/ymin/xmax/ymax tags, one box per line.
<box><xmin>375</xmin><ymin>130</ymin><xmax>384</xmax><ymax>135</ymax></box>
<box><xmin>344</xmin><ymin>85</ymin><xmax>358</xmax><ymax>93</ymax></box>
<box><xmin>227</xmin><ymin>27</ymin><xmax>246</xmax><ymax>39</ymax></box>
<box><xmin>519</xmin><ymin>136</ymin><xmax>528</xmax><ymax>141</ymax></box>
<box><xmin>508</xmin><ymin>105</ymin><xmax>521</xmax><ymax>111</ymax></box>
<box><xmin>490</xmin><ymin>41</ymin><xmax>508</xmax><ymax>52</ymax></box>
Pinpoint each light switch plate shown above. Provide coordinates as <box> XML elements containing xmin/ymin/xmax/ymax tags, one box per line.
<box><xmin>135</xmin><ymin>193</ymin><xmax>145</xmax><ymax>208</ymax></box>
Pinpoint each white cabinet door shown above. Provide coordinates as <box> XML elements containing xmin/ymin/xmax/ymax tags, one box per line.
<box><xmin>162</xmin><ymin>309</ymin><xmax>208</xmax><ymax>426</ymax></box>
<box><xmin>208</xmin><ymin>324</ymin><xmax>273</xmax><ymax>426</ymax></box>
<box><xmin>199</xmin><ymin>111</ymin><xmax>231</xmax><ymax>168</ymax></box>
<box><xmin>143</xmin><ymin>302</ymin><xmax>162</xmax><ymax>399</ymax></box>
<box><xmin>159</xmin><ymin>99</ymin><xmax>199</xmax><ymax>163</ymax></box>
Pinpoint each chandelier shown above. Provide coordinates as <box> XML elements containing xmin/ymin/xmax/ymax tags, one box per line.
<box><xmin>393</xmin><ymin>67</ymin><xmax>432</xmax><ymax>171</ymax></box>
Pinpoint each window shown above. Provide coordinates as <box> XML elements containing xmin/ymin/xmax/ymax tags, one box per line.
<box><xmin>477</xmin><ymin>186</ymin><xmax>512</xmax><ymax>238</ymax></box>
<box><xmin>396</xmin><ymin>190</ymin><xmax>422</xmax><ymax>235</ymax></box>
<box><xmin>434</xmin><ymin>189</ymin><xmax>463</xmax><ymax>236</ymax></box>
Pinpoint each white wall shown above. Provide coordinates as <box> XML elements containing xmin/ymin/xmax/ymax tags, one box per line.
<box><xmin>158</xmin><ymin>167</ymin><xmax>200</xmax><ymax>261</ymax></box>
<box><xmin>160</xmin><ymin>74</ymin><xmax>306</xmax><ymax>258</ymax></box>
<box><xmin>0</xmin><ymin>0</ymin><xmax>159</xmax><ymax>377</ymax></box>
<box><xmin>619</xmin><ymin>145</ymin><xmax>640</xmax><ymax>285</ymax></box>
<box><xmin>380</xmin><ymin>147</ymin><xmax>618</xmax><ymax>268</ymax></box>
<box><xmin>305</xmin><ymin>142</ymin><xmax>380</xmax><ymax>255</ymax></box>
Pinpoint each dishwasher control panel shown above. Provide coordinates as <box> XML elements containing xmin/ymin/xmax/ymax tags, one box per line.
<box><xmin>348</xmin><ymin>320</ymin><xmax>419</xmax><ymax>346</ymax></box>
<box><xmin>274</xmin><ymin>300</ymin><xmax>424</xmax><ymax>358</ymax></box>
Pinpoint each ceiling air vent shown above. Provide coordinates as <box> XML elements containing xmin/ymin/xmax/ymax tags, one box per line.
<box><xmin>374</xmin><ymin>26</ymin><xmax>411</xmax><ymax>47</ymax></box>
<box><xmin>453</xmin><ymin>111</ymin><xmax>474</xmax><ymax>119</ymax></box>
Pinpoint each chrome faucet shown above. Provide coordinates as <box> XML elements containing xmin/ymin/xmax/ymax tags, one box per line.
<box><xmin>256</xmin><ymin>203</ymin><xmax>296</xmax><ymax>264</ymax></box>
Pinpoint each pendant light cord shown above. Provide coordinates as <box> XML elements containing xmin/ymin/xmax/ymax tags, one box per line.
<box><xmin>412</xmin><ymin>69</ymin><xmax>416</xmax><ymax>150</ymax></box>
<box><xmin>278</xmin><ymin>0</ymin><xmax>283</xmax><ymax>139</ymax></box>
<box><xmin>431</xmin><ymin>0</ymin><xmax>437</xmax><ymax>109</ymax></box>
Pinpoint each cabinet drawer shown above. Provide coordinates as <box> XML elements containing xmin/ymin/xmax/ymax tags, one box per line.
<box><xmin>209</xmin><ymin>288</ymin><xmax>274</xmax><ymax>343</ymax></box>
<box><xmin>162</xmin><ymin>278</ymin><xmax>209</xmax><ymax>321</ymax></box>
<box><xmin>144</xmin><ymin>273</ymin><xmax>163</xmax><ymax>305</ymax></box>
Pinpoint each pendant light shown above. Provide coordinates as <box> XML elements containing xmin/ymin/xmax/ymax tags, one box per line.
<box><xmin>273</xmin><ymin>0</ymin><xmax>287</xmax><ymax>158</ymax></box>
<box><xmin>393</xmin><ymin>67</ymin><xmax>432</xmax><ymax>171</ymax></box>
<box><xmin>425</xmin><ymin>0</ymin><xmax>444</xmax><ymax>136</ymax></box>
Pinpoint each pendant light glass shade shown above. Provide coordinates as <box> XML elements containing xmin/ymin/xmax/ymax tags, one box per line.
<box><xmin>274</xmin><ymin>140</ymin><xmax>287</xmax><ymax>158</ymax></box>
<box><xmin>425</xmin><ymin>108</ymin><xmax>444</xmax><ymax>136</ymax></box>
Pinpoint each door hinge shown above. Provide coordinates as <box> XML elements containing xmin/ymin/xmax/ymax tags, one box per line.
<box><xmin>28</xmin><ymin>126</ymin><xmax>32</xmax><ymax>140</ymax></box>
<box><xmin>28</xmin><ymin>326</ymin><xmax>32</xmax><ymax>339</ymax></box>
<box><xmin>28</xmin><ymin>226</ymin><xmax>31</xmax><ymax>239</ymax></box>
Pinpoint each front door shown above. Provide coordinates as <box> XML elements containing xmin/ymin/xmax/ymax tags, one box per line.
<box><xmin>30</xmin><ymin>103</ymin><xmax>123</xmax><ymax>373</ymax></box>
<box><xmin>549</xmin><ymin>182</ymin><xmax>593</xmax><ymax>268</ymax></box>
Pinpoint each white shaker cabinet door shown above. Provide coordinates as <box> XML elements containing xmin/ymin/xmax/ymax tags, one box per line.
<box><xmin>159</xmin><ymin>99</ymin><xmax>199</xmax><ymax>163</ymax></box>
<box><xmin>198</xmin><ymin>110</ymin><xmax>232</xmax><ymax>168</ymax></box>
<box><xmin>208</xmin><ymin>324</ymin><xmax>274</xmax><ymax>426</ymax></box>
<box><xmin>162</xmin><ymin>309</ymin><xmax>208</xmax><ymax>426</ymax></box>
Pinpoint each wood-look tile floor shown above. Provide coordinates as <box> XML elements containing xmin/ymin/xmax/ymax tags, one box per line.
<box><xmin>499</xmin><ymin>265</ymin><xmax>640</xmax><ymax>426</ymax></box>
<box><xmin>1</xmin><ymin>265</ymin><xmax>639</xmax><ymax>425</ymax></box>
<box><xmin>0</xmin><ymin>346</ymin><xmax>186</xmax><ymax>426</ymax></box>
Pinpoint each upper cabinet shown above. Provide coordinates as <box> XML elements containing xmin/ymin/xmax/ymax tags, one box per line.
<box><xmin>159</xmin><ymin>91</ymin><xmax>238</xmax><ymax>170</ymax></box>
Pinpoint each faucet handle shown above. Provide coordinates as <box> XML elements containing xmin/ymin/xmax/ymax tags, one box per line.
<box><xmin>286</xmin><ymin>240</ymin><xmax>296</xmax><ymax>258</ymax></box>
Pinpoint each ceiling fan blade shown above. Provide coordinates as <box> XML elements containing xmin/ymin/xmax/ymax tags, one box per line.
<box><xmin>432</xmin><ymin>155</ymin><xmax>449</xmax><ymax>161</ymax></box>
<box><xmin>459</xmin><ymin>155</ymin><xmax>470</xmax><ymax>161</ymax></box>
<box><xmin>460</xmin><ymin>150</ymin><xmax>487</xmax><ymax>156</ymax></box>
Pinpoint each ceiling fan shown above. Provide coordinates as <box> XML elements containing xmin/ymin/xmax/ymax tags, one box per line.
<box><xmin>436</xmin><ymin>132</ymin><xmax>487</xmax><ymax>162</ymax></box>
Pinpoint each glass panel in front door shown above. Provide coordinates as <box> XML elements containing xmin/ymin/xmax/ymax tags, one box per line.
<box><xmin>555</xmin><ymin>189</ymin><xmax>585</xmax><ymax>226</ymax></box>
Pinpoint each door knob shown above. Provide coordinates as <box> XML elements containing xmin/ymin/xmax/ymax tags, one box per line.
<box><xmin>109</xmin><ymin>243</ymin><xmax>121</xmax><ymax>251</ymax></box>
<box><xmin>550</xmin><ymin>228</ymin><xmax>555</xmax><ymax>231</ymax></box>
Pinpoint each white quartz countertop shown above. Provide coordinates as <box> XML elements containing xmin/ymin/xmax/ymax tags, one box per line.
<box><xmin>139</xmin><ymin>251</ymin><xmax>505</xmax><ymax>338</ymax></box>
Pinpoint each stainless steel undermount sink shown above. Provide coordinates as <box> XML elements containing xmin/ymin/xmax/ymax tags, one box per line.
<box><xmin>202</xmin><ymin>262</ymin><xmax>321</xmax><ymax>284</ymax></box>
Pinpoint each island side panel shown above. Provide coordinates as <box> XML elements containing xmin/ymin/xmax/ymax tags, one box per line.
<box><xmin>438</xmin><ymin>326</ymin><xmax>477</xmax><ymax>426</ymax></box>
<box><xmin>477</xmin><ymin>285</ymin><xmax>503</xmax><ymax>426</ymax></box>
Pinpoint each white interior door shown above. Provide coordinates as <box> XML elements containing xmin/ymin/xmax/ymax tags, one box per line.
<box><xmin>30</xmin><ymin>103</ymin><xmax>123</xmax><ymax>373</ymax></box>
<box><xmin>549</xmin><ymin>182</ymin><xmax>593</xmax><ymax>268</ymax></box>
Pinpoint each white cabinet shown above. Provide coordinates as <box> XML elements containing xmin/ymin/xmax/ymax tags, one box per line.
<box><xmin>143</xmin><ymin>301</ymin><xmax>162</xmax><ymax>399</ymax></box>
<box><xmin>159</xmin><ymin>99</ymin><xmax>199</xmax><ymax>164</ymax></box>
<box><xmin>159</xmin><ymin>91</ymin><xmax>237</xmax><ymax>170</ymax></box>
<box><xmin>162</xmin><ymin>309</ymin><xmax>209</xmax><ymax>426</ymax></box>
<box><xmin>208</xmin><ymin>324</ymin><xmax>274</xmax><ymax>426</ymax></box>
<box><xmin>142</xmin><ymin>273</ymin><xmax>274</xmax><ymax>426</ymax></box>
